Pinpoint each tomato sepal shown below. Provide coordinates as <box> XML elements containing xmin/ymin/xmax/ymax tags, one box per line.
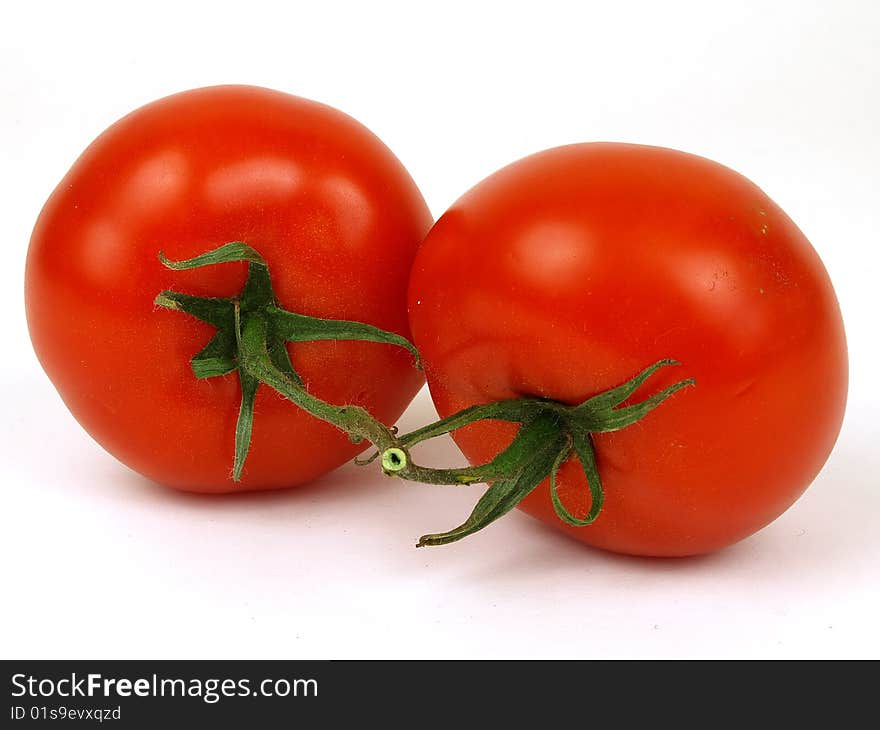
<box><xmin>156</xmin><ymin>242</ymin><xmax>421</xmax><ymax>480</ymax></box>
<box><xmin>415</xmin><ymin>412</ymin><xmax>569</xmax><ymax>546</ymax></box>
<box><xmin>552</xmin><ymin>429</ymin><xmax>602</xmax><ymax>526</ymax></box>
<box><xmin>377</xmin><ymin>360</ymin><xmax>695</xmax><ymax>546</ymax></box>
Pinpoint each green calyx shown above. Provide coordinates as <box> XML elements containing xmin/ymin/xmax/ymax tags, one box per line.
<box><xmin>372</xmin><ymin>359</ymin><xmax>695</xmax><ymax>547</ymax></box>
<box><xmin>155</xmin><ymin>242</ymin><xmax>421</xmax><ymax>480</ymax></box>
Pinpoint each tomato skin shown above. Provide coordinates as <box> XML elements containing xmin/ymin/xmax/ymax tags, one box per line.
<box><xmin>26</xmin><ymin>85</ymin><xmax>430</xmax><ymax>493</ymax></box>
<box><xmin>409</xmin><ymin>143</ymin><xmax>847</xmax><ymax>557</ymax></box>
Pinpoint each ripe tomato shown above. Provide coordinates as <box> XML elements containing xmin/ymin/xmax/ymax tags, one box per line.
<box><xmin>408</xmin><ymin>143</ymin><xmax>847</xmax><ymax>557</ymax></box>
<box><xmin>26</xmin><ymin>85</ymin><xmax>430</xmax><ymax>493</ymax></box>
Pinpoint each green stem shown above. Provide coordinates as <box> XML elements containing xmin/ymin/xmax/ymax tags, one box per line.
<box><xmin>396</xmin><ymin>398</ymin><xmax>560</xmax><ymax>449</ymax></box>
<box><xmin>158</xmin><ymin>242</ymin><xmax>696</xmax><ymax>549</ymax></box>
<box><xmin>384</xmin><ymin>360</ymin><xmax>695</xmax><ymax>545</ymax></box>
<box><xmin>416</xmin><ymin>413</ymin><xmax>571</xmax><ymax>547</ymax></box>
<box><xmin>237</xmin><ymin>313</ymin><xmax>400</xmax><ymax>450</ymax></box>
<box><xmin>156</xmin><ymin>242</ymin><xmax>420</xmax><ymax>477</ymax></box>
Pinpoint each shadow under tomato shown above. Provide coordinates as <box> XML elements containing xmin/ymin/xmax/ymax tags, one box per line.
<box><xmin>444</xmin><ymin>431</ymin><xmax>877</xmax><ymax>589</ymax></box>
<box><xmin>447</xmin><ymin>512</ymin><xmax>733</xmax><ymax>583</ymax></box>
<box><xmin>106</xmin><ymin>457</ymin><xmax>391</xmax><ymax>515</ymax></box>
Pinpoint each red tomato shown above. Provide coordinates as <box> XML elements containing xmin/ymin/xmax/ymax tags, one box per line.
<box><xmin>408</xmin><ymin>143</ymin><xmax>847</xmax><ymax>557</ymax></box>
<box><xmin>26</xmin><ymin>85</ymin><xmax>430</xmax><ymax>493</ymax></box>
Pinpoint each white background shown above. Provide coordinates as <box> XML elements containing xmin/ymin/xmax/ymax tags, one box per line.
<box><xmin>2</xmin><ymin>0</ymin><xmax>878</xmax><ymax>659</ymax></box>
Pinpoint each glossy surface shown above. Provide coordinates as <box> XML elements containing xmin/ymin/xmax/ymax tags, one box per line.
<box><xmin>27</xmin><ymin>86</ymin><xmax>431</xmax><ymax>492</ymax></box>
<box><xmin>409</xmin><ymin>143</ymin><xmax>847</xmax><ymax>556</ymax></box>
